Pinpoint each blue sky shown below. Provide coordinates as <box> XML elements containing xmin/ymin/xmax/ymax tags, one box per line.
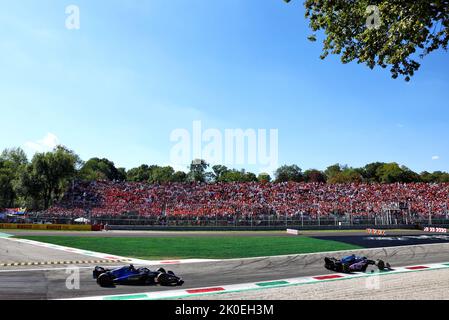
<box><xmin>0</xmin><ymin>0</ymin><xmax>448</xmax><ymax>174</ymax></box>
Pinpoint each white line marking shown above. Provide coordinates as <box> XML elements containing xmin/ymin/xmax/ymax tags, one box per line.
<box><xmin>0</xmin><ymin>266</ymin><xmax>99</xmax><ymax>273</ymax></box>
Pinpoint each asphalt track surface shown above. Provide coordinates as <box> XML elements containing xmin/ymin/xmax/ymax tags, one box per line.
<box><xmin>0</xmin><ymin>238</ymin><xmax>91</xmax><ymax>264</ymax></box>
<box><xmin>313</xmin><ymin>234</ymin><xmax>449</xmax><ymax>248</ymax></box>
<box><xmin>2</xmin><ymin>233</ymin><xmax>449</xmax><ymax>300</ymax></box>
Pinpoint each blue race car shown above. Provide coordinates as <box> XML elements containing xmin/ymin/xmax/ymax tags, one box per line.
<box><xmin>325</xmin><ymin>255</ymin><xmax>391</xmax><ymax>273</ymax></box>
<box><xmin>93</xmin><ymin>265</ymin><xmax>184</xmax><ymax>287</ymax></box>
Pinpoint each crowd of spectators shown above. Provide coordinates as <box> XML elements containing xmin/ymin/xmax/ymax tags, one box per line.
<box><xmin>46</xmin><ymin>181</ymin><xmax>449</xmax><ymax>221</ymax></box>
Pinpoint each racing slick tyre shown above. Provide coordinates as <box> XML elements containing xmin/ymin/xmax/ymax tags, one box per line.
<box><xmin>157</xmin><ymin>273</ymin><xmax>182</xmax><ymax>286</ymax></box>
<box><xmin>156</xmin><ymin>273</ymin><xmax>173</xmax><ymax>286</ymax></box>
<box><xmin>97</xmin><ymin>273</ymin><xmax>114</xmax><ymax>287</ymax></box>
<box><xmin>157</xmin><ymin>268</ymin><xmax>167</xmax><ymax>274</ymax></box>
<box><xmin>93</xmin><ymin>266</ymin><xmax>107</xmax><ymax>279</ymax></box>
<box><xmin>324</xmin><ymin>258</ymin><xmax>337</xmax><ymax>271</ymax></box>
<box><xmin>377</xmin><ymin>260</ymin><xmax>386</xmax><ymax>271</ymax></box>
<box><xmin>342</xmin><ymin>264</ymin><xmax>351</xmax><ymax>274</ymax></box>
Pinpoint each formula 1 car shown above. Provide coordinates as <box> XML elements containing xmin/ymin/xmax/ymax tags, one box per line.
<box><xmin>93</xmin><ymin>265</ymin><xmax>184</xmax><ymax>287</ymax></box>
<box><xmin>324</xmin><ymin>255</ymin><xmax>392</xmax><ymax>273</ymax></box>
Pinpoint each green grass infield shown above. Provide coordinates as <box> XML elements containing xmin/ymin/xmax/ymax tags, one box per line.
<box><xmin>16</xmin><ymin>236</ymin><xmax>362</xmax><ymax>260</ymax></box>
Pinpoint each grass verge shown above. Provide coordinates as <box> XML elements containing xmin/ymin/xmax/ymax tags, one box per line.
<box><xmin>17</xmin><ymin>236</ymin><xmax>362</xmax><ymax>260</ymax></box>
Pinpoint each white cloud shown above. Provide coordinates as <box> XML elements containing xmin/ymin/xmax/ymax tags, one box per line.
<box><xmin>24</xmin><ymin>133</ymin><xmax>60</xmax><ymax>153</ymax></box>
<box><xmin>432</xmin><ymin>155</ymin><xmax>440</xmax><ymax>161</ymax></box>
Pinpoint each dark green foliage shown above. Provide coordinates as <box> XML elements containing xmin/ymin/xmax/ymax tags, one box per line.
<box><xmin>275</xmin><ymin>165</ymin><xmax>304</xmax><ymax>183</ymax></box>
<box><xmin>303</xmin><ymin>0</ymin><xmax>449</xmax><ymax>80</ymax></box>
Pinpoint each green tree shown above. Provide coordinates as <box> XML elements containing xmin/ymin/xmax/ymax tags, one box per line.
<box><xmin>376</xmin><ymin>163</ymin><xmax>419</xmax><ymax>183</ymax></box>
<box><xmin>420</xmin><ymin>171</ymin><xmax>449</xmax><ymax>183</ymax></box>
<box><xmin>362</xmin><ymin>162</ymin><xmax>386</xmax><ymax>182</ymax></box>
<box><xmin>13</xmin><ymin>164</ymin><xmax>44</xmax><ymax>209</ymax></box>
<box><xmin>0</xmin><ymin>161</ymin><xmax>15</xmax><ymax>208</ymax></box>
<box><xmin>438</xmin><ymin>173</ymin><xmax>449</xmax><ymax>183</ymax></box>
<box><xmin>328</xmin><ymin>168</ymin><xmax>363</xmax><ymax>184</ymax></box>
<box><xmin>245</xmin><ymin>172</ymin><xmax>258</xmax><ymax>182</ymax></box>
<box><xmin>274</xmin><ymin>165</ymin><xmax>303</xmax><ymax>183</ymax></box>
<box><xmin>219</xmin><ymin>169</ymin><xmax>257</xmax><ymax>182</ymax></box>
<box><xmin>19</xmin><ymin>146</ymin><xmax>80</xmax><ymax>209</ymax></box>
<box><xmin>212</xmin><ymin>165</ymin><xmax>229</xmax><ymax>182</ymax></box>
<box><xmin>302</xmin><ymin>0</ymin><xmax>449</xmax><ymax>81</ymax></box>
<box><xmin>188</xmin><ymin>159</ymin><xmax>209</xmax><ymax>182</ymax></box>
<box><xmin>324</xmin><ymin>164</ymin><xmax>343</xmax><ymax>181</ymax></box>
<box><xmin>117</xmin><ymin>168</ymin><xmax>127</xmax><ymax>181</ymax></box>
<box><xmin>148</xmin><ymin>166</ymin><xmax>175</xmax><ymax>184</ymax></box>
<box><xmin>376</xmin><ymin>163</ymin><xmax>402</xmax><ymax>183</ymax></box>
<box><xmin>79</xmin><ymin>158</ymin><xmax>125</xmax><ymax>181</ymax></box>
<box><xmin>258</xmin><ymin>172</ymin><xmax>272</xmax><ymax>183</ymax></box>
<box><xmin>1</xmin><ymin>148</ymin><xmax>28</xmax><ymax>169</ymax></box>
<box><xmin>400</xmin><ymin>166</ymin><xmax>421</xmax><ymax>183</ymax></box>
<box><xmin>420</xmin><ymin>171</ymin><xmax>434</xmax><ymax>182</ymax></box>
<box><xmin>171</xmin><ymin>171</ymin><xmax>188</xmax><ymax>183</ymax></box>
<box><xmin>127</xmin><ymin>164</ymin><xmax>152</xmax><ymax>182</ymax></box>
<box><xmin>304</xmin><ymin>169</ymin><xmax>327</xmax><ymax>183</ymax></box>
<box><xmin>0</xmin><ymin>148</ymin><xmax>28</xmax><ymax>208</ymax></box>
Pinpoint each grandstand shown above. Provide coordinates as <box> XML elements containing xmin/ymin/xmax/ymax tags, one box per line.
<box><xmin>33</xmin><ymin>181</ymin><xmax>449</xmax><ymax>227</ymax></box>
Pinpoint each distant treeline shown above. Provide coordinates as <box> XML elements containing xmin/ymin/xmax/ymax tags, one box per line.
<box><xmin>0</xmin><ymin>146</ymin><xmax>448</xmax><ymax>210</ymax></box>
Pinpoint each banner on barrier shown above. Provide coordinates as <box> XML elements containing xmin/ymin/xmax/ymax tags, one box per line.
<box><xmin>286</xmin><ymin>229</ymin><xmax>300</xmax><ymax>235</ymax></box>
<box><xmin>423</xmin><ymin>227</ymin><xmax>448</xmax><ymax>233</ymax></box>
<box><xmin>0</xmin><ymin>223</ymin><xmax>92</xmax><ymax>231</ymax></box>
<box><xmin>3</xmin><ymin>208</ymin><xmax>27</xmax><ymax>215</ymax></box>
<box><xmin>366</xmin><ymin>228</ymin><xmax>386</xmax><ymax>236</ymax></box>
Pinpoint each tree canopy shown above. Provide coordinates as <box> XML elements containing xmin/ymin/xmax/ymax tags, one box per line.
<box><xmin>188</xmin><ymin>159</ymin><xmax>210</xmax><ymax>183</ymax></box>
<box><xmin>258</xmin><ymin>172</ymin><xmax>272</xmax><ymax>183</ymax></box>
<box><xmin>275</xmin><ymin>165</ymin><xmax>304</xmax><ymax>183</ymax></box>
<box><xmin>218</xmin><ymin>169</ymin><xmax>258</xmax><ymax>183</ymax></box>
<box><xmin>304</xmin><ymin>169</ymin><xmax>327</xmax><ymax>183</ymax></box>
<box><xmin>79</xmin><ymin>158</ymin><xmax>126</xmax><ymax>182</ymax></box>
<box><xmin>0</xmin><ymin>148</ymin><xmax>28</xmax><ymax>208</ymax></box>
<box><xmin>286</xmin><ymin>0</ymin><xmax>449</xmax><ymax>81</ymax></box>
<box><xmin>17</xmin><ymin>146</ymin><xmax>80</xmax><ymax>209</ymax></box>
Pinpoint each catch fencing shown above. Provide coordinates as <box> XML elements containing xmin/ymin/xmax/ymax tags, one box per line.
<box><xmin>4</xmin><ymin>212</ymin><xmax>449</xmax><ymax>230</ymax></box>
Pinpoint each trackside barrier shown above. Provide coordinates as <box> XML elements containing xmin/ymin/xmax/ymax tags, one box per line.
<box><xmin>424</xmin><ymin>227</ymin><xmax>448</xmax><ymax>233</ymax></box>
<box><xmin>366</xmin><ymin>228</ymin><xmax>386</xmax><ymax>236</ymax></box>
<box><xmin>0</xmin><ymin>223</ymin><xmax>92</xmax><ymax>231</ymax></box>
<box><xmin>91</xmin><ymin>224</ymin><xmax>105</xmax><ymax>231</ymax></box>
<box><xmin>286</xmin><ymin>229</ymin><xmax>300</xmax><ymax>235</ymax></box>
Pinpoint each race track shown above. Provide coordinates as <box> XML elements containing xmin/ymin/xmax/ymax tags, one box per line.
<box><xmin>0</xmin><ymin>238</ymin><xmax>93</xmax><ymax>264</ymax></box>
<box><xmin>2</xmin><ymin>231</ymin><xmax>449</xmax><ymax>300</ymax></box>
